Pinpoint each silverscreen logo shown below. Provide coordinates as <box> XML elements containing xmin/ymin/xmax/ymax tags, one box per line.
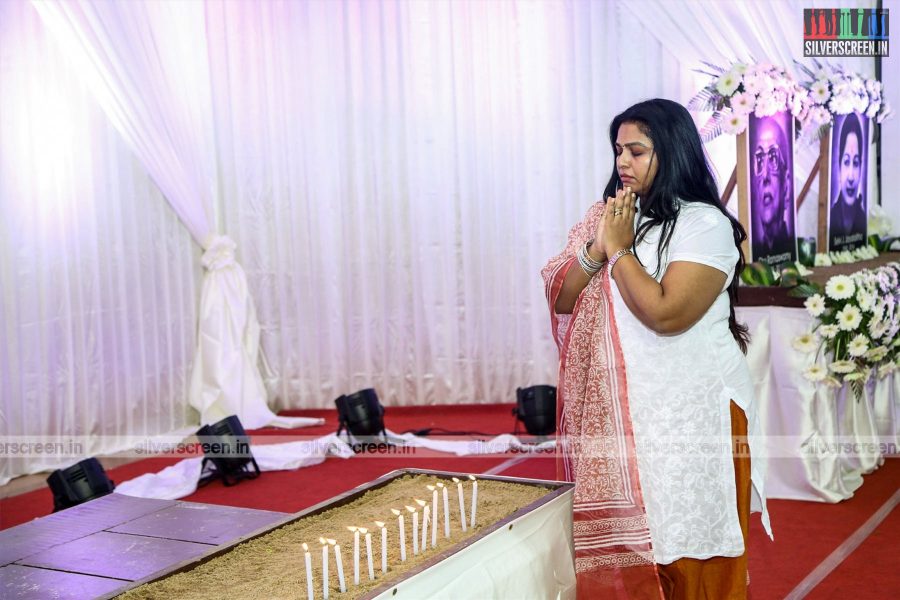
<box><xmin>804</xmin><ymin>8</ymin><xmax>889</xmax><ymax>57</ymax></box>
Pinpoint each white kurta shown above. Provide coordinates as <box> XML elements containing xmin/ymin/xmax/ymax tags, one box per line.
<box><xmin>610</xmin><ymin>200</ymin><xmax>772</xmax><ymax>564</ymax></box>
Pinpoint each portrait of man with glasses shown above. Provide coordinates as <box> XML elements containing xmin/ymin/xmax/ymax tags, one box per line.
<box><xmin>748</xmin><ymin>113</ymin><xmax>797</xmax><ymax>266</ymax></box>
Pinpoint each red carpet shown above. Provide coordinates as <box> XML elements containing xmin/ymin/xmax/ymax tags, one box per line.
<box><xmin>2</xmin><ymin>404</ymin><xmax>898</xmax><ymax>599</ymax></box>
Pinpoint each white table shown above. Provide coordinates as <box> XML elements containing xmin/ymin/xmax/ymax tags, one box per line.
<box><xmin>738</xmin><ymin>305</ymin><xmax>898</xmax><ymax>502</ymax></box>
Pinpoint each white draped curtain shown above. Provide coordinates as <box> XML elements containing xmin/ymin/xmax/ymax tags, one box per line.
<box><xmin>0</xmin><ymin>0</ymin><xmax>200</xmax><ymax>485</ymax></box>
<box><xmin>2</xmin><ymin>0</ymin><xmax>893</xmax><ymax>483</ymax></box>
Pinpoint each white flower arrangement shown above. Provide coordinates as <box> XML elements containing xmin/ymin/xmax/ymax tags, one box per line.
<box><xmin>812</xmin><ymin>245</ymin><xmax>879</xmax><ymax>267</ymax></box>
<box><xmin>797</xmin><ymin>262</ymin><xmax>900</xmax><ymax>398</ymax></box>
<box><xmin>688</xmin><ymin>61</ymin><xmax>808</xmax><ymax>141</ymax></box>
<box><xmin>795</xmin><ymin>60</ymin><xmax>892</xmax><ymax>141</ymax></box>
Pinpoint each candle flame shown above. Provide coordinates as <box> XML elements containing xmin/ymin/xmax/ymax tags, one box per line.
<box><xmin>359</xmin><ymin>527</ymin><xmax>368</xmax><ymax>534</ymax></box>
<box><xmin>302</xmin><ymin>542</ymin><xmax>309</xmax><ymax>551</ymax></box>
<box><xmin>391</xmin><ymin>508</ymin><xmax>401</xmax><ymax>516</ymax></box>
<box><xmin>405</xmin><ymin>505</ymin><xmax>416</xmax><ymax>512</ymax></box>
<box><xmin>347</xmin><ymin>526</ymin><xmax>357</xmax><ymax>532</ymax></box>
<box><xmin>469</xmin><ymin>474</ymin><xmax>476</xmax><ymax>481</ymax></box>
<box><xmin>327</xmin><ymin>538</ymin><xmax>336</xmax><ymax>545</ymax></box>
<box><xmin>415</xmin><ymin>498</ymin><xmax>426</xmax><ymax>507</ymax></box>
<box><xmin>436</xmin><ymin>482</ymin><xmax>444</xmax><ymax>488</ymax></box>
<box><xmin>452</xmin><ymin>477</ymin><xmax>460</xmax><ymax>483</ymax></box>
<box><xmin>426</xmin><ymin>484</ymin><xmax>435</xmax><ymax>491</ymax></box>
<box><xmin>319</xmin><ymin>537</ymin><xmax>327</xmax><ymax>545</ymax></box>
<box><xmin>374</xmin><ymin>520</ymin><xmax>385</xmax><ymax>528</ymax></box>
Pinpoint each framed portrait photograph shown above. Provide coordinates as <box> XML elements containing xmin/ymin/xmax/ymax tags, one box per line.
<box><xmin>827</xmin><ymin>112</ymin><xmax>868</xmax><ymax>252</ymax></box>
<box><xmin>747</xmin><ymin>110</ymin><xmax>797</xmax><ymax>266</ymax></box>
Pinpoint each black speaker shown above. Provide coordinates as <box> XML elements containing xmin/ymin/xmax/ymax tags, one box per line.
<box><xmin>197</xmin><ymin>415</ymin><xmax>260</xmax><ymax>487</ymax></box>
<box><xmin>514</xmin><ymin>385</ymin><xmax>557</xmax><ymax>436</ymax></box>
<box><xmin>335</xmin><ymin>388</ymin><xmax>386</xmax><ymax>439</ymax></box>
<box><xmin>46</xmin><ymin>457</ymin><xmax>115</xmax><ymax>512</ymax></box>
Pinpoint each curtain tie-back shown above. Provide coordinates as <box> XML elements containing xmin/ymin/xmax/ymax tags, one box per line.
<box><xmin>201</xmin><ymin>234</ymin><xmax>238</xmax><ymax>271</ymax></box>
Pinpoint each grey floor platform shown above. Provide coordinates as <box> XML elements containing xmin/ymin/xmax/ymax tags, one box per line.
<box><xmin>0</xmin><ymin>493</ymin><xmax>288</xmax><ymax>599</ymax></box>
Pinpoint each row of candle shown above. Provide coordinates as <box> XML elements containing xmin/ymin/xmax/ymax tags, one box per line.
<box><xmin>301</xmin><ymin>475</ymin><xmax>479</xmax><ymax>599</ymax></box>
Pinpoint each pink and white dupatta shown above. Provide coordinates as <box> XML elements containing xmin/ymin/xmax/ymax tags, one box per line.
<box><xmin>542</xmin><ymin>201</ymin><xmax>663</xmax><ymax>599</ymax></box>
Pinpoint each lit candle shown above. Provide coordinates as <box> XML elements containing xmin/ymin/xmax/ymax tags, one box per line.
<box><xmin>361</xmin><ymin>527</ymin><xmax>374</xmax><ymax>580</ymax></box>
<box><xmin>438</xmin><ymin>482</ymin><xmax>450</xmax><ymax>537</ymax></box>
<box><xmin>427</xmin><ymin>485</ymin><xmax>438</xmax><ymax>547</ymax></box>
<box><xmin>348</xmin><ymin>526</ymin><xmax>360</xmax><ymax>586</ymax></box>
<box><xmin>469</xmin><ymin>475</ymin><xmax>478</xmax><ymax>528</ymax></box>
<box><xmin>320</xmin><ymin>537</ymin><xmax>329</xmax><ymax>600</ymax></box>
<box><xmin>408</xmin><ymin>505</ymin><xmax>419</xmax><ymax>556</ymax></box>
<box><xmin>329</xmin><ymin>539</ymin><xmax>346</xmax><ymax>593</ymax></box>
<box><xmin>453</xmin><ymin>477</ymin><xmax>468</xmax><ymax>532</ymax></box>
<box><xmin>391</xmin><ymin>508</ymin><xmax>407</xmax><ymax>561</ymax></box>
<box><xmin>302</xmin><ymin>542</ymin><xmax>314</xmax><ymax>600</ymax></box>
<box><xmin>418</xmin><ymin>501</ymin><xmax>429</xmax><ymax>550</ymax></box>
<box><xmin>374</xmin><ymin>520</ymin><xmax>388</xmax><ymax>573</ymax></box>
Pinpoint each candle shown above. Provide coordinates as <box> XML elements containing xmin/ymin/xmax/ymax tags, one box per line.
<box><xmin>391</xmin><ymin>508</ymin><xmax>407</xmax><ymax>561</ymax></box>
<box><xmin>438</xmin><ymin>482</ymin><xmax>450</xmax><ymax>537</ymax></box>
<box><xmin>328</xmin><ymin>539</ymin><xmax>346</xmax><ymax>593</ymax></box>
<box><xmin>427</xmin><ymin>485</ymin><xmax>438</xmax><ymax>547</ymax></box>
<box><xmin>469</xmin><ymin>475</ymin><xmax>478</xmax><ymax>528</ymax></box>
<box><xmin>348</xmin><ymin>526</ymin><xmax>360</xmax><ymax>586</ymax></box>
<box><xmin>374</xmin><ymin>521</ymin><xmax>388</xmax><ymax>573</ymax></box>
<box><xmin>320</xmin><ymin>538</ymin><xmax>329</xmax><ymax>600</ymax></box>
<box><xmin>302</xmin><ymin>543</ymin><xmax>314</xmax><ymax>600</ymax></box>
<box><xmin>407</xmin><ymin>505</ymin><xmax>419</xmax><ymax>556</ymax></box>
<box><xmin>415</xmin><ymin>498</ymin><xmax>428</xmax><ymax>550</ymax></box>
<box><xmin>361</xmin><ymin>527</ymin><xmax>374</xmax><ymax>580</ymax></box>
<box><xmin>453</xmin><ymin>477</ymin><xmax>468</xmax><ymax>532</ymax></box>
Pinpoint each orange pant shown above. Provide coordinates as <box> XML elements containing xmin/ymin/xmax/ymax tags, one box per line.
<box><xmin>657</xmin><ymin>401</ymin><xmax>751</xmax><ymax>600</ymax></box>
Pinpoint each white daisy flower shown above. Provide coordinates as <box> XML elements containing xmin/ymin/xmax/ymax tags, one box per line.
<box><xmin>818</xmin><ymin>324</ymin><xmax>839</xmax><ymax>339</ymax></box>
<box><xmin>803</xmin><ymin>364</ymin><xmax>827</xmax><ymax>382</ymax></box>
<box><xmin>731</xmin><ymin>92</ymin><xmax>755</xmax><ymax>114</ymax></box>
<box><xmin>804</xmin><ymin>294</ymin><xmax>826</xmax><ymax>318</ymax></box>
<box><xmin>810</xmin><ymin>79</ymin><xmax>831</xmax><ymax>104</ymax></box>
<box><xmin>715</xmin><ymin>70</ymin><xmax>742</xmax><ymax>97</ymax></box>
<box><xmin>792</xmin><ymin>333</ymin><xmax>818</xmax><ymax>353</ymax></box>
<box><xmin>877</xmin><ymin>362</ymin><xmax>897</xmax><ymax>378</ymax></box>
<box><xmin>823</xmin><ymin>375</ymin><xmax>843</xmax><ymax>388</ymax></box>
<box><xmin>825</xmin><ymin>275</ymin><xmax>855</xmax><ymax>300</ymax></box>
<box><xmin>869</xmin><ymin>319</ymin><xmax>888</xmax><ymax>340</ymax></box>
<box><xmin>836</xmin><ymin>304</ymin><xmax>862</xmax><ymax>331</ymax></box>
<box><xmin>844</xmin><ymin>371</ymin><xmax>867</xmax><ymax>383</ymax></box>
<box><xmin>856</xmin><ymin>289</ymin><xmax>875</xmax><ymax>312</ymax></box>
<box><xmin>847</xmin><ymin>334</ymin><xmax>870</xmax><ymax>357</ymax></box>
<box><xmin>722</xmin><ymin>111</ymin><xmax>748</xmax><ymax>135</ymax></box>
<box><xmin>829</xmin><ymin>360</ymin><xmax>857</xmax><ymax>374</ymax></box>
<box><xmin>865</xmin><ymin>346</ymin><xmax>888</xmax><ymax>362</ymax></box>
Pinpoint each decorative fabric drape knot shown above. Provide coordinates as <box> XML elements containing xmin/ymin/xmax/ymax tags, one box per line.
<box><xmin>201</xmin><ymin>234</ymin><xmax>238</xmax><ymax>271</ymax></box>
<box><xmin>190</xmin><ymin>233</ymin><xmax>323</xmax><ymax>429</ymax></box>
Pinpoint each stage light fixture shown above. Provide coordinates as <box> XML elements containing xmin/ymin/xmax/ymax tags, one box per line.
<box><xmin>196</xmin><ymin>415</ymin><xmax>260</xmax><ymax>487</ymax></box>
<box><xmin>335</xmin><ymin>388</ymin><xmax>387</xmax><ymax>443</ymax></box>
<box><xmin>513</xmin><ymin>385</ymin><xmax>557</xmax><ymax>437</ymax></box>
<box><xmin>46</xmin><ymin>457</ymin><xmax>116</xmax><ymax>512</ymax></box>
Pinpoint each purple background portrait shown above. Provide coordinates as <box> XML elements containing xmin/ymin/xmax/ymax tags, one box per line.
<box><xmin>747</xmin><ymin>110</ymin><xmax>797</xmax><ymax>266</ymax></box>
<box><xmin>828</xmin><ymin>112</ymin><xmax>868</xmax><ymax>252</ymax></box>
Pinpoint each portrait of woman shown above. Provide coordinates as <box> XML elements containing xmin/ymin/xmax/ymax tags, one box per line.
<box><xmin>828</xmin><ymin>112</ymin><xmax>868</xmax><ymax>251</ymax></box>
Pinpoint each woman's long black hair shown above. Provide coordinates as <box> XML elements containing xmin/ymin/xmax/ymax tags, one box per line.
<box><xmin>603</xmin><ymin>98</ymin><xmax>750</xmax><ymax>353</ymax></box>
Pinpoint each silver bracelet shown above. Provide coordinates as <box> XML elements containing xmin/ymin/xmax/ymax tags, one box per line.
<box><xmin>576</xmin><ymin>242</ymin><xmax>605</xmax><ymax>276</ymax></box>
<box><xmin>607</xmin><ymin>248</ymin><xmax>633</xmax><ymax>276</ymax></box>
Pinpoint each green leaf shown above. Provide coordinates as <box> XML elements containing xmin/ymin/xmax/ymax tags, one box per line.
<box><xmin>788</xmin><ymin>283</ymin><xmax>823</xmax><ymax>298</ymax></box>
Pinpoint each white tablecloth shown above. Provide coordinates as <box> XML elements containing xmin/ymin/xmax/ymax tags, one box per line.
<box><xmin>738</xmin><ymin>305</ymin><xmax>899</xmax><ymax>502</ymax></box>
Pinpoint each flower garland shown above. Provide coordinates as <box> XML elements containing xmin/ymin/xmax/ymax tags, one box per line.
<box><xmin>795</xmin><ymin>60</ymin><xmax>893</xmax><ymax>141</ymax></box>
<box><xmin>688</xmin><ymin>61</ymin><xmax>808</xmax><ymax>141</ymax></box>
<box><xmin>795</xmin><ymin>262</ymin><xmax>900</xmax><ymax>398</ymax></box>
